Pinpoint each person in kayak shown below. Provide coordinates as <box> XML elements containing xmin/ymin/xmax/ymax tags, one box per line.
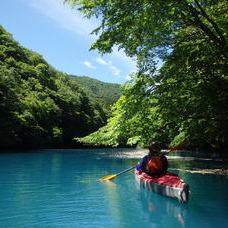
<box><xmin>136</xmin><ymin>142</ymin><xmax>168</xmax><ymax>175</ymax></box>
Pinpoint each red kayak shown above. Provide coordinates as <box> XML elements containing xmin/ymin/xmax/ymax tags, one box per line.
<box><xmin>135</xmin><ymin>169</ymin><xmax>189</xmax><ymax>203</ymax></box>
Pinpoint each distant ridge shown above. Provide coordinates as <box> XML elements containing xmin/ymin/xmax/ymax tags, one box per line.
<box><xmin>70</xmin><ymin>75</ymin><xmax>122</xmax><ymax>107</ymax></box>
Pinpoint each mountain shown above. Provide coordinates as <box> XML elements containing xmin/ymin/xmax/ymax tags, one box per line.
<box><xmin>70</xmin><ymin>75</ymin><xmax>122</xmax><ymax>108</ymax></box>
<box><xmin>0</xmin><ymin>24</ymin><xmax>109</xmax><ymax>148</ymax></box>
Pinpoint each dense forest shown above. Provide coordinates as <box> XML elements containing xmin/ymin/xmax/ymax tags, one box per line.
<box><xmin>70</xmin><ymin>75</ymin><xmax>122</xmax><ymax>109</ymax></box>
<box><xmin>66</xmin><ymin>0</ymin><xmax>228</xmax><ymax>152</ymax></box>
<box><xmin>0</xmin><ymin>25</ymin><xmax>120</xmax><ymax>149</ymax></box>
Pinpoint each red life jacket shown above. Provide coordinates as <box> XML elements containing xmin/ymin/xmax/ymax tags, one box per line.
<box><xmin>146</xmin><ymin>155</ymin><xmax>167</xmax><ymax>174</ymax></box>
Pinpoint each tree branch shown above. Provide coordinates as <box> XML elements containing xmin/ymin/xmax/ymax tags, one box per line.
<box><xmin>194</xmin><ymin>0</ymin><xmax>226</xmax><ymax>45</ymax></box>
<box><xmin>187</xmin><ymin>4</ymin><xmax>228</xmax><ymax>59</ymax></box>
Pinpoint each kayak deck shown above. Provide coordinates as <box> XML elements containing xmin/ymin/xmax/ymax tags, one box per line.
<box><xmin>135</xmin><ymin>170</ymin><xmax>189</xmax><ymax>203</ymax></box>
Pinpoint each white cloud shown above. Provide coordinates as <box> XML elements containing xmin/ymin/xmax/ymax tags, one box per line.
<box><xmin>96</xmin><ymin>57</ymin><xmax>121</xmax><ymax>76</ymax></box>
<box><xmin>95</xmin><ymin>57</ymin><xmax>108</xmax><ymax>65</ymax></box>
<box><xmin>23</xmin><ymin>0</ymin><xmax>98</xmax><ymax>37</ymax></box>
<box><xmin>110</xmin><ymin>65</ymin><xmax>121</xmax><ymax>76</ymax></box>
<box><xmin>83</xmin><ymin>61</ymin><xmax>96</xmax><ymax>69</ymax></box>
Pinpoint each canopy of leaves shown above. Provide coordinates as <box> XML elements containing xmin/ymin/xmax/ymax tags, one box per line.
<box><xmin>0</xmin><ymin>25</ymin><xmax>108</xmax><ymax>149</ymax></box>
<box><xmin>65</xmin><ymin>0</ymin><xmax>228</xmax><ymax>71</ymax></box>
<box><xmin>67</xmin><ymin>0</ymin><xmax>228</xmax><ymax>151</ymax></box>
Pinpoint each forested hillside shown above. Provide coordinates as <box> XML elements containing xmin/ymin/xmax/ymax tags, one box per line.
<box><xmin>70</xmin><ymin>75</ymin><xmax>122</xmax><ymax>108</ymax></box>
<box><xmin>67</xmin><ymin>0</ymin><xmax>228</xmax><ymax>152</ymax></box>
<box><xmin>0</xmin><ymin>25</ymin><xmax>107</xmax><ymax>149</ymax></box>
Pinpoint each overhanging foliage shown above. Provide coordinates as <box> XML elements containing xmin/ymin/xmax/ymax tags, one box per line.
<box><xmin>66</xmin><ymin>0</ymin><xmax>228</xmax><ymax>151</ymax></box>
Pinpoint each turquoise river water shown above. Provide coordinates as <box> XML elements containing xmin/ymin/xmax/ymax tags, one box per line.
<box><xmin>0</xmin><ymin>148</ymin><xmax>228</xmax><ymax>228</ymax></box>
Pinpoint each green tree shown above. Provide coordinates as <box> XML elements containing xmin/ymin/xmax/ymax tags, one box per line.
<box><xmin>66</xmin><ymin>0</ymin><xmax>228</xmax><ymax>150</ymax></box>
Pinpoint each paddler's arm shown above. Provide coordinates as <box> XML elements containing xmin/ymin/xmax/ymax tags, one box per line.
<box><xmin>136</xmin><ymin>155</ymin><xmax>149</xmax><ymax>172</ymax></box>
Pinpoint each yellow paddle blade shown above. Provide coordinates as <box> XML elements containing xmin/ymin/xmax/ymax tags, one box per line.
<box><xmin>99</xmin><ymin>174</ymin><xmax>117</xmax><ymax>181</ymax></box>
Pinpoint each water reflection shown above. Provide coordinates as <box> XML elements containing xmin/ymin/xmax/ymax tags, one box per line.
<box><xmin>101</xmin><ymin>172</ymin><xmax>188</xmax><ymax>228</ymax></box>
<box><xmin>102</xmin><ymin>180</ymin><xmax>130</xmax><ymax>228</ymax></box>
<box><xmin>136</xmin><ymin>183</ymin><xmax>188</xmax><ymax>228</ymax></box>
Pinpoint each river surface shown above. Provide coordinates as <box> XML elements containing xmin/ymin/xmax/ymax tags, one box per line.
<box><xmin>0</xmin><ymin>148</ymin><xmax>228</xmax><ymax>228</ymax></box>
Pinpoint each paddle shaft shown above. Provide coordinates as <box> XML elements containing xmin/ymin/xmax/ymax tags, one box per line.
<box><xmin>115</xmin><ymin>165</ymin><xmax>136</xmax><ymax>176</ymax></box>
<box><xmin>100</xmin><ymin>165</ymin><xmax>136</xmax><ymax>181</ymax></box>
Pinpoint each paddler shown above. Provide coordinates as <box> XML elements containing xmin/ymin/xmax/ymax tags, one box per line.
<box><xmin>136</xmin><ymin>142</ymin><xmax>168</xmax><ymax>175</ymax></box>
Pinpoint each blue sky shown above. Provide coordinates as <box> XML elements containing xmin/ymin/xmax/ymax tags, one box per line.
<box><xmin>0</xmin><ymin>0</ymin><xmax>137</xmax><ymax>84</ymax></box>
